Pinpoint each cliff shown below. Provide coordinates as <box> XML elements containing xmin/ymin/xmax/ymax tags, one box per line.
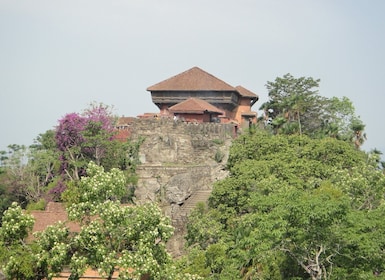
<box><xmin>128</xmin><ymin>118</ymin><xmax>234</xmax><ymax>256</ymax></box>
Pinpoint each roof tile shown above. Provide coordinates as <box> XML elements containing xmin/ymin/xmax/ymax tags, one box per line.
<box><xmin>147</xmin><ymin>67</ymin><xmax>236</xmax><ymax>91</ymax></box>
<box><xmin>235</xmin><ymin>85</ymin><xmax>258</xmax><ymax>98</ymax></box>
<box><xmin>169</xmin><ymin>98</ymin><xmax>223</xmax><ymax>114</ymax></box>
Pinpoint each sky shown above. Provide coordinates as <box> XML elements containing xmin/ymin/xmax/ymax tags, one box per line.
<box><xmin>0</xmin><ymin>0</ymin><xmax>384</xmax><ymax>157</ymax></box>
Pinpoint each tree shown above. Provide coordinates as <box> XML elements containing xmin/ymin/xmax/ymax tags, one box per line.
<box><xmin>0</xmin><ymin>103</ymin><xmax>142</xmax><ymax>221</ymax></box>
<box><xmin>63</xmin><ymin>161</ymin><xmax>174</xmax><ymax>279</ymax></box>
<box><xmin>52</xmin><ymin>103</ymin><xmax>142</xmax><ymax>201</ymax></box>
<box><xmin>185</xmin><ymin>131</ymin><xmax>385</xmax><ymax>279</ymax></box>
<box><xmin>351</xmin><ymin>117</ymin><xmax>366</xmax><ymax>149</ymax></box>
<box><xmin>0</xmin><ymin>202</ymin><xmax>43</xmax><ymax>279</ymax></box>
<box><xmin>1</xmin><ymin>161</ymin><xmax>202</xmax><ymax>280</ymax></box>
<box><xmin>71</xmin><ymin>201</ymin><xmax>174</xmax><ymax>279</ymax></box>
<box><xmin>261</xmin><ymin>73</ymin><xmax>323</xmax><ymax>135</ymax></box>
<box><xmin>185</xmin><ymin>202</ymin><xmax>225</xmax><ymax>249</ymax></box>
<box><xmin>260</xmin><ymin>74</ymin><xmax>366</xmax><ymax>145</ymax></box>
<box><xmin>0</xmin><ymin>145</ymin><xmax>31</xmax><ymax>208</ymax></box>
<box><xmin>55</xmin><ymin>103</ymin><xmax>116</xmax><ymax>181</ymax></box>
<box><xmin>31</xmin><ymin>130</ymin><xmax>57</xmax><ymax>151</ymax></box>
<box><xmin>0</xmin><ymin>136</ymin><xmax>61</xmax><ymax>211</ymax></box>
<box><xmin>323</xmin><ymin>97</ymin><xmax>356</xmax><ymax>139</ymax></box>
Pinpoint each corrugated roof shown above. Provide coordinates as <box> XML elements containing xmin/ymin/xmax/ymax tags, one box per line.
<box><xmin>235</xmin><ymin>85</ymin><xmax>258</xmax><ymax>98</ymax></box>
<box><xmin>169</xmin><ymin>98</ymin><xmax>223</xmax><ymax>114</ymax></box>
<box><xmin>147</xmin><ymin>67</ymin><xmax>236</xmax><ymax>91</ymax></box>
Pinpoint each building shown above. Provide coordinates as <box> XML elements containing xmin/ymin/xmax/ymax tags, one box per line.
<box><xmin>169</xmin><ymin>97</ymin><xmax>223</xmax><ymax>123</ymax></box>
<box><xmin>147</xmin><ymin>67</ymin><xmax>258</xmax><ymax>126</ymax></box>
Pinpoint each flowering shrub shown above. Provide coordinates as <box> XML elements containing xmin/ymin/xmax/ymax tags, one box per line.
<box><xmin>56</xmin><ymin>104</ymin><xmax>115</xmax><ymax>153</ymax></box>
<box><xmin>63</xmin><ymin>162</ymin><xmax>193</xmax><ymax>279</ymax></box>
<box><xmin>0</xmin><ymin>161</ymin><xmax>201</xmax><ymax>280</ymax></box>
<box><xmin>0</xmin><ymin>202</ymin><xmax>38</xmax><ymax>279</ymax></box>
<box><xmin>0</xmin><ymin>202</ymin><xmax>34</xmax><ymax>245</ymax></box>
<box><xmin>56</xmin><ymin>113</ymin><xmax>87</xmax><ymax>152</ymax></box>
<box><xmin>66</xmin><ymin>161</ymin><xmax>127</xmax><ymax>219</ymax></box>
<box><xmin>54</xmin><ymin>103</ymin><xmax>119</xmax><ymax>186</ymax></box>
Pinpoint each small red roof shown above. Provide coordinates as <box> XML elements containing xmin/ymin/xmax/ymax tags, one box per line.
<box><xmin>235</xmin><ymin>85</ymin><xmax>258</xmax><ymax>98</ymax></box>
<box><xmin>116</xmin><ymin>116</ymin><xmax>135</xmax><ymax>126</ymax></box>
<box><xmin>169</xmin><ymin>98</ymin><xmax>223</xmax><ymax>114</ymax></box>
<box><xmin>147</xmin><ymin>67</ymin><xmax>236</xmax><ymax>91</ymax></box>
<box><xmin>29</xmin><ymin>202</ymin><xmax>81</xmax><ymax>240</ymax></box>
<box><xmin>241</xmin><ymin>111</ymin><xmax>257</xmax><ymax>117</ymax></box>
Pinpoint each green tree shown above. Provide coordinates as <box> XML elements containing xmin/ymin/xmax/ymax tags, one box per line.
<box><xmin>0</xmin><ymin>202</ymin><xmax>43</xmax><ymax>279</ymax></box>
<box><xmin>0</xmin><ymin>145</ymin><xmax>31</xmax><ymax>208</ymax></box>
<box><xmin>53</xmin><ymin>104</ymin><xmax>142</xmax><ymax>201</ymax></box>
<box><xmin>323</xmin><ymin>96</ymin><xmax>356</xmax><ymax>139</ymax></box>
<box><xmin>1</xmin><ymin>161</ymin><xmax>202</xmax><ymax>280</ymax></box>
<box><xmin>351</xmin><ymin>118</ymin><xmax>366</xmax><ymax>149</ymax></box>
<box><xmin>261</xmin><ymin>73</ymin><xmax>323</xmax><ymax>135</ymax></box>
<box><xmin>261</xmin><ymin>74</ymin><xmax>366</xmax><ymax>145</ymax></box>
<box><xmin>0</xmin><ymin>137</ymin><xmax>61</xmax><ymax>211</ymax></box>
<box><xmin>185</xmin><ymin>131</ymin><xmax>385</xmax><ymax>279</ymax></box>
<box><xmin>185</xmin><ymin>202</ymin><xmax>225</xmax><ymax>249</ymax></box>
<box><xmin>33</xmin><ymin>222</ymin><xmax>73</xmax><ymax>279</ymax></box>
<box><xmin>63</xmin><ymin>162</ymin><xmax>174</xmax><ymax>279</ymax></box>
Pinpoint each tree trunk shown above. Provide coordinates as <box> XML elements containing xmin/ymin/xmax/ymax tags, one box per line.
<box><xmin>107</xmin><ymin>267</ymin><xmax>115</xmax><ymax>280</ymax></box>
<box><xmin>297</xmin><ymin>111</ymin><xmax>302</xmax><ymax>136</ymax></box>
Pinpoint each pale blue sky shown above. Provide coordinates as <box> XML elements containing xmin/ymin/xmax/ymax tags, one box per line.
<box><xmin>0</xmin><ymin>0</ymin><xmax>384</xmax><ymax>156</ymax></box>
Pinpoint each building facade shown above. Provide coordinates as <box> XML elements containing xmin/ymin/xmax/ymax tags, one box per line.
<box><xmin>147</xmin><ymin>67</ymin><xmax>259</xmax><ymax>126</ymax></box>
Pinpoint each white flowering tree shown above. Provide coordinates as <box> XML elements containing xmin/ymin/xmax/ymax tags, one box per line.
<box><xmin>70</xmin><ymin>201</ymin><xmax>174</xmax><ymax>279</ymax></box>
<box><xmin>63</xmin><ymin>162</ymin><xmax>200</xmax><ymax>280</ymax></box>
<box><xmin>1</xmin><ymin>162</ymin><xmax>202</xmax><ymax>280</ymax></box>
<box><xmin>0</xmin><ymin>202</ymin><xmax>41</xmax><ymax>279</ymax></box>
<box><xmin>34</xmin><ymin>222</ymin><xmax>73</xmax><ymax>279</ymax></box>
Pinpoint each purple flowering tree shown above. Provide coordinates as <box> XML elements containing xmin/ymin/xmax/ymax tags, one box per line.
<box><xmin>55</xmin><ymin>103</ymin><xmax>117</xmax><ymax>181</ymax></box>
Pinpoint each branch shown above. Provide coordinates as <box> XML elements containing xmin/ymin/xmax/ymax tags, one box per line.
<box><xmin>64</xmin><ymin>168</ymin><xmax>74</xmax><ymax>181</ymax></box>
<box><xmin>280</xmin><ymin>247</ymin><xmax>313</xmax><ymax>276</ymax></box>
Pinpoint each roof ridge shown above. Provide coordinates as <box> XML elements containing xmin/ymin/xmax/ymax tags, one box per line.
<box><xmin>147</xmin><ymin>67</ymin><xmax>237</xmax><ymax>91</ymax></box>
<box><xmin>235</xmin><ymin>85</ymin><xmax>258</xmax><ymax>98</ymax></box>
<box><xmin>169</xmin><ymin>97</ymin><xmax>223</xmax><ymax>114</ymax></box>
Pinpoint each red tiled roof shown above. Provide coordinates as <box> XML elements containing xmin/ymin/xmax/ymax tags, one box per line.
<box><xmin>241</xmin><ymin>111</ymin><xmax>257</xmax><ymax>117</ymax></box>
<box><xmin>114</xmin><ymin>130</ymin><xmax>131</xmax><ymax>141</ymax></box>
<box><xmin>147</xmin><ymin>67</ymin><xmax>236</xmax><ymax>91</ymax></box>
<box><xmin>31</xmin><ymin>203</ymin><xmax>144</xmax><ymax>280</ymax></box>
<box><xmin>235</xmin><ymin>85</ymin><xmax>259</xmax><ymax>98</ymax></box>
<box><xmin>29</xmin><ymin>202</ymin><xmax>81</xmax><ymax>236</ymax></box>
<box><xmin>136</xmin><ymin>113</ymin><xmax>158</xmax><ymax>118</ymax></box>
<box><xmin>53</xmin><ymin>268</ymin><xmax>120</xmax><ymax>279</ymax></box>
<box><xmin>116</xmin><ymin>117</ymin><xmax>135</xmax><ymax>126</ymax></box>
<box><xmin>169</xmin><ymin>98</ymin><xmax>223</xmax><ymax>114</ymax></box>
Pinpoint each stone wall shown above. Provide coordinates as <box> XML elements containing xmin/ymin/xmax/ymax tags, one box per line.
<box><xmin>129</xmin><ymin>118</ymin><xmax>233</xmax><ymax>256</ymax></box>
<box><xmin>129</xmin><ymin>118</ymin><xmax>235</xmax><ymax>164</ymax></box>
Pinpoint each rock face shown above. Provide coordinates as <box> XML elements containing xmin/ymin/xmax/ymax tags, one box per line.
<box><xmin>129</xmin><ymin>118</ymin><xmax>233</xmax><ymax>256</ymax></box>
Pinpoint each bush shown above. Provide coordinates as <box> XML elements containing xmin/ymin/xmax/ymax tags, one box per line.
<box><xmin>26</xmin><ymin>199</ymin><xmax>46</xmax><ymax>211</ymax></box>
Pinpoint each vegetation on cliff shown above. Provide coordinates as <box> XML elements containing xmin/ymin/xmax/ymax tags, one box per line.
<box><xmin>0</xmin><ymin>162</ymin><xmax>201</xmax><ymax>279</ymax></box>
<box><xmin>0</xmin><ymin>103</ymin><xmax>142</xmax><ymax>214</ymax></box>
<box><xmin>0</xmin><ymin>74</ymin><xmax>384</xmax><ymax>279</ymax></box>
<box><xmin>179</xmin><ymin>131</ymin><xmax>385</xmax><ymax>279</ymax></box>
<box><xmin>177</xmin><ymin>74</ymin><xmax>385</xmax><ymax>279</ymax></box>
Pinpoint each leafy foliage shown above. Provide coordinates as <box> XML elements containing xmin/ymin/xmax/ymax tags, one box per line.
<box><xmin>0</xmin><ymin>76</ymin><xmax>382</xmax><ymax>279</ymax></box>
<box><xmin>184</xmin><ymin>131</ymin><xmax>385</xmax><ymax>279</ymax></box>
<box><xmin>55</xmin><ymin>103</ymin><xmax>117</xmax><ymax>181</ymax></box>
<box><xmin>0</xmin><ymin>202</ymin><xmax>43</xmax><ymax>279</ymax></box>
<box><xmin>0</xmin><ymin>103</ymin><xmax>143</xmax><ymax>214</ymax></box>
<box><xmin>0</xmin><ymin>161</ymin><xmax>202</xmax><ymax>279</ymax></box>
<box><xmin>260</xmin><ymin>74</ymin><xmax>366</xmax><ymax>147</ymax></box>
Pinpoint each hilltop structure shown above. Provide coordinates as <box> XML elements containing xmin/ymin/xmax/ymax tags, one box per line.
<box><xmin>146</xmin><ymin>67</ymin><xmax>259</xmax><ymax>127</ymax></box>
<box><xmin>28</xmin><ymin>68</ymin><xmax>258</xmax><ymax>266</ymax></box>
